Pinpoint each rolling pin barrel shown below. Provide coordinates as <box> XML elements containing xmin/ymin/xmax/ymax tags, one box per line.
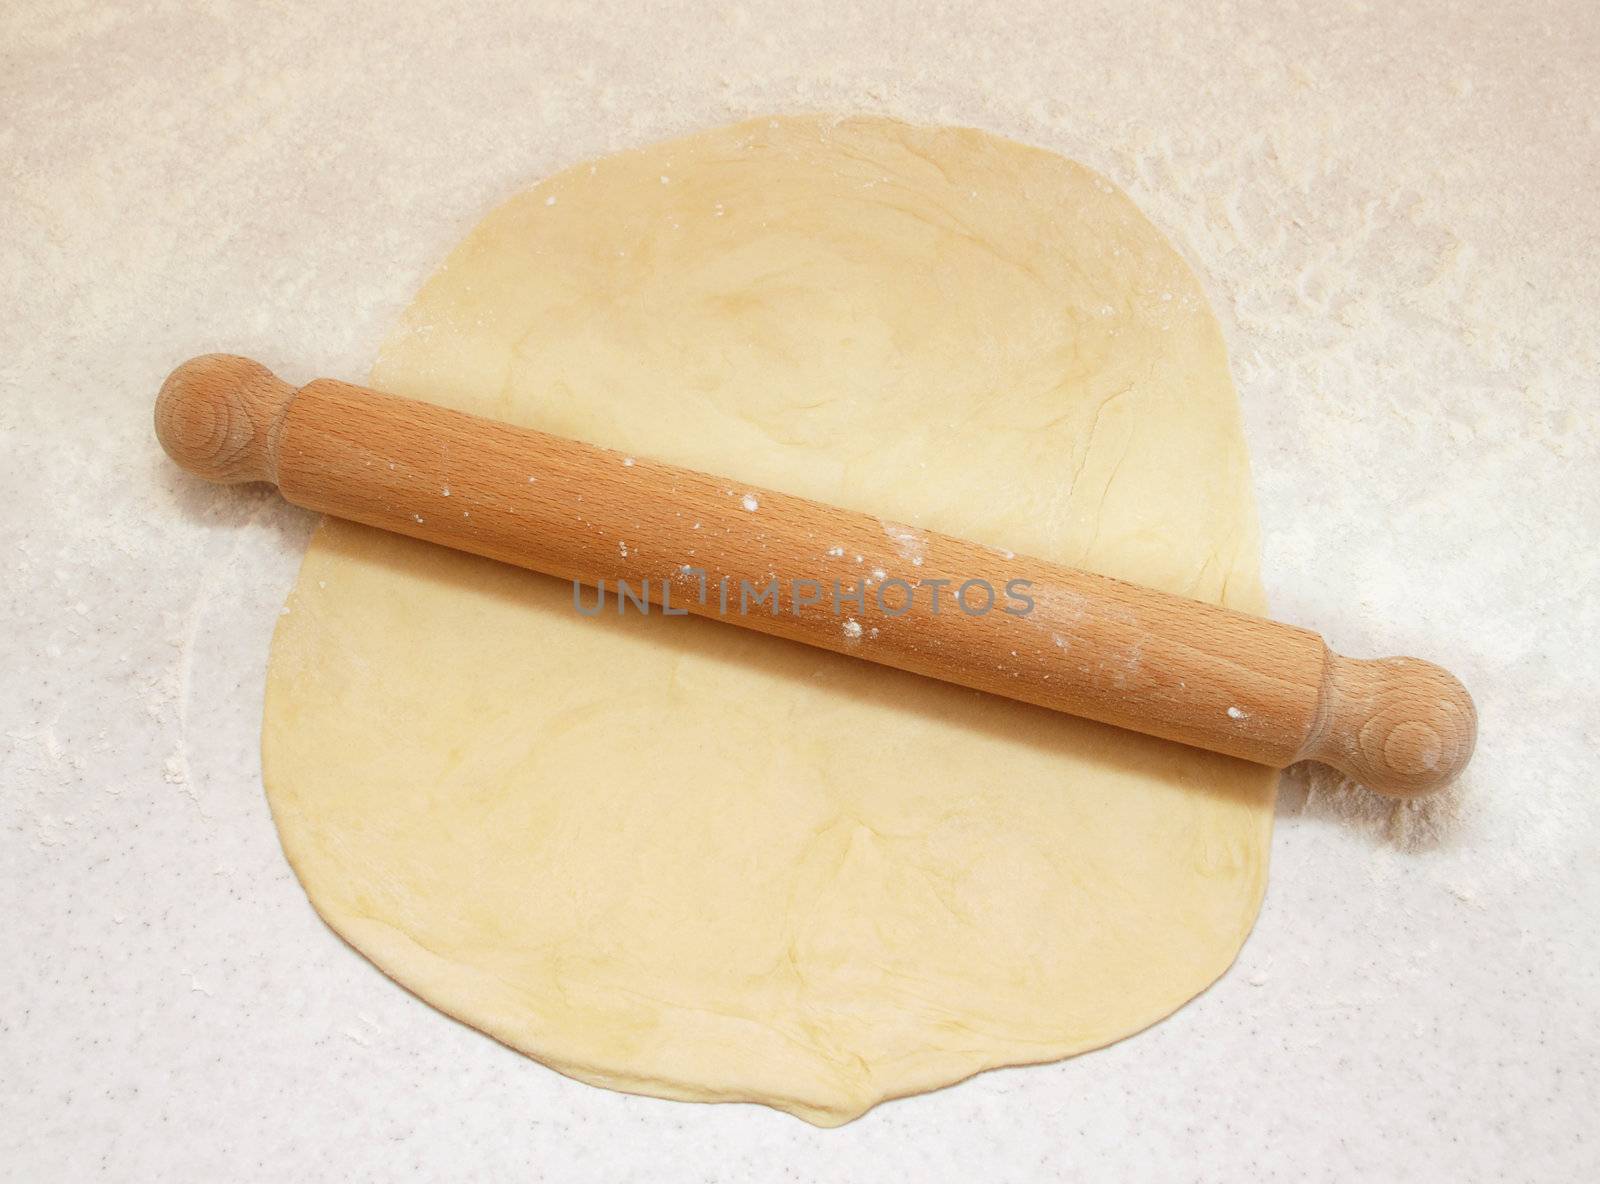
<box><xmin>156</xmin><ymin>354</ymin><xmax>1476</xmax><ymax>796</ymax></box>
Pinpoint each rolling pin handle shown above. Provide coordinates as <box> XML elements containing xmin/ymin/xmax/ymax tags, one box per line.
<box><xmin>1299</xmin><ymin>652</ymin><xmax>1477</xmax><ymax>797</ymax></box>
<box><xmin>155</xmin><ymin>354</ymin><xmax>296</xmax><ymax>485</ymax></box>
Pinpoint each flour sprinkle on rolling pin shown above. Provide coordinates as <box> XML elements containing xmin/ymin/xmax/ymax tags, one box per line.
<box><xmin>155</xmin><ymin>353</ymin><xmax>1477</xmax><ymax>796</ymax></box>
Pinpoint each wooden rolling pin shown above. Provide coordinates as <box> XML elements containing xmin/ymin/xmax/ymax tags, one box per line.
<box><xmin>155</xmin><ymin>354</ymin><xmax>1476</xmax><ymax>796</ymax></box>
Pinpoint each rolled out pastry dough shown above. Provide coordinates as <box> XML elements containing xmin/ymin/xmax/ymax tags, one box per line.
<box><xmin>263</xmin><ymin>115</ymin><xmax>1275</xmax><ymax>1125</ymax></box>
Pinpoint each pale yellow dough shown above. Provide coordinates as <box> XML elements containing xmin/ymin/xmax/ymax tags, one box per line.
<box><xmin>263</xmin><ymin>115</ymin><xmax>1275</xmax><ymax>1125</ymax></box>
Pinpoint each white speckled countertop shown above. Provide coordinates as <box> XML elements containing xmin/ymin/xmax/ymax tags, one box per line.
<box><xmin>4</xmin><ymin>1</ymin><xmax>1597</xmax><ymax>1179</ymax></box>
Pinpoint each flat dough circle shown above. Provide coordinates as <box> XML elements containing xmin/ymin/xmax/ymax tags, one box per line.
<box><xmin>263</xmin><ymin>115</ymin><xmax>1275</xmax><ymax>1125</ymax></box>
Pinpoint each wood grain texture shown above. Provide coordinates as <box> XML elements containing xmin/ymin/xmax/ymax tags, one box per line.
<box><xmin>156</xmin><ymin>355</ymin><xmax>1477</xmax><ymax>795</ymax></box>
<box><xmin>154</xmin><ymin>355</ymin><xmax>294</xmax><ymax>484</ymax></box>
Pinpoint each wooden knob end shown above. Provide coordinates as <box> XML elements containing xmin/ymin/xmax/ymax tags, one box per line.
<box><xmin>1304</xmin><ymin>653</ymin><xmax>1478</xmax><ymax>797</ymax></box>
<box><xmin>155</xmin><ymin>354</ymin><xmax>296</xmax><ymax>484</ymax></box>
